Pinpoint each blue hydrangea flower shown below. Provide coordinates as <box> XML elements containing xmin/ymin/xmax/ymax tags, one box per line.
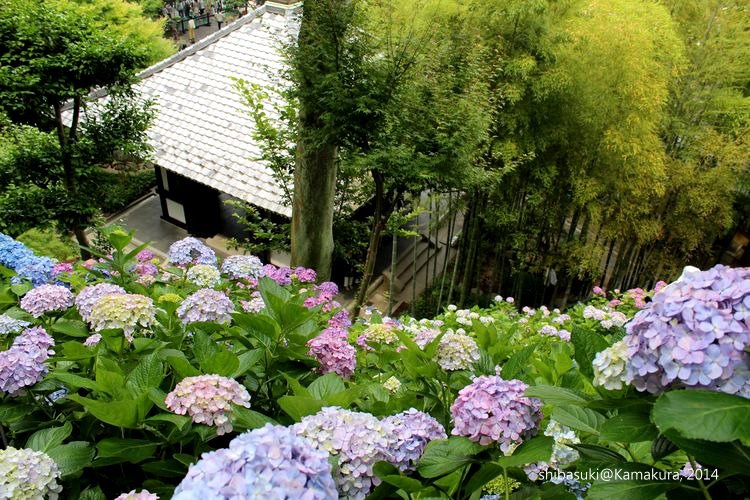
<box><xmin>221</xmin><ymin>255</ymin><xmax>265</xmax><ymax>280</ymax></box>
<box><xmin>173</xmin><ymin>424</ymin><xmax>336</xmax><ymax>500</ymax></box>
<box><xmin>176</xmin><ymin>289</ymin><xmax>234</xmax><ymax>325</ymax></box>
<box><xmin>0</xmin><ymin>314</ymin><xmax>30</xmax><ymax>335</ymax></box>
<box><xmin>167</xmin><ymin>237</ymin><xmax>217</xmax><ymax>266</ymax></box>
<box><xmin>383</xmin><ymin>408</ymin><xmax>446</xmax><ymax>471</ymax></box>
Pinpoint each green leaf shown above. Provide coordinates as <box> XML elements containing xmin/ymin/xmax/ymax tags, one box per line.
<box><xmin>67</xmin><ymin>395</ymin><xmax>139</xmax><ymax>428</ymax></box>
<box><xmin>146</xmin><ymin>414</ymin><xmax>192</xmax><ymax>431</ymax></box>
<box><xmin>600</xmin><ymin>411</ymin><xmax>658</xmax><ymax>443</ymax></box>
<box><xmin>60</xmin><ymin>341</ymin><xmax>97</xmax><ymax>360</ymax></box>
<box><xmin>232</xmin><ymin>406</ymin><xmax>277</xmax><ymax>431</ymax></box>
<box><xmin>277</xmin><ymin>396</ymin><xmax>325</xmax><ymax>422</ymax></box>
<box><xmin>193</xmin><ymin>331</ymin><xmax>240</xmax><ymax>376</ymax></box>
<box><xmin>570</xmin><ymin>444</ymin><xmax>626</xmax><ymax>463</ymax></box>
<box><xmin>126</xmin><ymin>353</ymin><xmax>163</xmax><ymax>396</ymax></box>
<box><xmin>166</xmin><ymin>356</ymin><xmax>200</xmax><ymax>378</ymax></box>
<box><xmin>496</xmin><ymin>436</ymin><xmax>554</xmax><ymax>468</ymax></box>
<box><xmin>79</xmin><ymin>486</ymin><xmax>106</xmax><ymax>500</ymax></box>
<box><xmin>233</xmin><ymin>313</ymin><xmax>280</xmax><ymax>344</ymax></box>
<box><xmin>380</xmin><ymin>474</ymin><xmax>424</xmax><ymax>492</ymax></box>
<box><xmin>46</xmin><ymin>442</ymin><xmax>94</xmax><ymax>477</ymax></box>
<box><xmin>147</xmin><ymin>387</ymin><xmax>169</xmax><ymax>411</ymax></box>
<box><xmin>308</xmin><ymin>373</ymin><xmax>346</xmax><ymax>400</ymax></box>
<box><xmin>587</xmin><ymin>479</ymin><xmax>679</xmax><ymax>500</ymax></box>
<box><xmin>464</xmin><ymin>463</ymin><xmax>503</xmax><ymax>496</ymax></box>
<box><xmin>95</xmin><ymin>369</ymin><xmax>127</xmax><ymax>399</ymax></box>
<box><xmin>552</xmin><ymin>405</ymin><xmax>605</xmax><ymax>435</ymax></box>
<box><xmin>49</xmin><ymin>371</ymin><xmax>102</xmax><ymax>392</ymax></box>
<box><xmin>652</xmin><ymin>390</ymin><xmax>750</xmax><ymax>443</ymax></box>
<box><xmin>97</xmin><ymin>438</ymin><xmax>158</xmax><ymax>464</ymax></box>
<box><xmin>663</xmin><ymin>430</ymin><xmax>750</xmax><ymax>474</ymax></box>
<box><xmin>51</xmin><ymin>320</ymin><xmax>90</xmax><ymax>338</ymax></box>
<box><xmin>571</xmin><ymin>326</ymin><xmax>609</xmax><ymax>378</ymax></box>
<box><xmin>418</xmin><ymin>437</ymin><xmax>485</xmax><ymax>478</ymax></box>
<box><xmin>525</xmin><ymin>385</ymin><xmax>591</xmax><ymax>407</ymax></box>
<box><xmin>26</xmin><ymin>423</ymin><xmax>72</xmax><ymax>453</ymax></box>
<box><xmin>502</xmin><ymin>345</ymin><xmax>537</xmax><ymax>379</ymax></box>
<box><xmin>141</xmin><ymin>459</ymin><xmax>187</xmax><ymax>478</ymax></box>
<box><xmin>232</xmin><ymin>349</ymin><xmax>264</xmax><ymax>378</ymax></box>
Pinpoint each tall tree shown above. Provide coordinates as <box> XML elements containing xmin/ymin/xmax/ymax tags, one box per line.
<box><xmin>0</xmin><ymin>0</ymin><xmax>153</xmax><ymax>254</ymax></box>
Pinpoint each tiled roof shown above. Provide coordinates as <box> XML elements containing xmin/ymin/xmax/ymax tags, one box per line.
<box><xmin>97</xmin><ymin>5</ymin><xmax>299</xmax><ymax>217</ymax></box>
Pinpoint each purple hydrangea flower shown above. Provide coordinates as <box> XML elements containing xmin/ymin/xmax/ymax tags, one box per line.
<box><xmin>624</xmin><ymin>265</ymin><xmax>750</xmax><ymax>397</ymax></box>
<box><xmin>20</xmin><ymin>284</ymin><xmax>74</xmax><ymax>317</ymax></box>
<box><xmin>173</xmin><ymin>424</ymin><xmax>336</xmax><ymax>499</ymax></box>
<box><xmin>165</xmin><ymin>374</ymin><xmax>251</xmax><ymax>435</ymax></box>
<box><xmin>177</xmin><ymin>288</ymin><xmax>234</xmax><ymax>325</ymax></box>
<box><xmin>293</xmin><ymin>407</ymin><xmax>393</xmax><ymax>499</ymax></box>
<box><xmin>167</xmin><ymin>237</ymin><xmax>217</xmax><ymax>266</ymax></box>
<box><xmin>83</xmin><ymin>334</ymin><xmax>102</xmax><ymax>347</ymax></box>
<box><xmin>51</xmin><ymin>262</ymin><xmax>73</xmax><ymax>276</ymax></box>
<box><xmin>0</xmin><ymin>327</ymin><xmax>54</xmax><ymax>395</ymax></box>
<box><xmin>451</xmin><ymin>375</ymin><xmax>543</xmax><ymax>452</ymax></box>
<box><xmin>75</xmin><ymin>283</ymin><xmax>126</xmax><ymax>322</ymax></box>
<box><xmin>136</xmin><ymin>250</ymin><xmax>155</xmax><ymax>262</ymax></box>
<box><xmin>307</xmin><ymin>328</ymin><xmax>356</xmax><ymax>378</ymax></box>
<box><xmin>221</xmin><ymin>255</ymin><xmax>265</xmax><ymax>280</ymax></box>
<box><xmin>383</xmin><ymin>409</ymin><xmax>446</xmax><ymax>471</ymax></box>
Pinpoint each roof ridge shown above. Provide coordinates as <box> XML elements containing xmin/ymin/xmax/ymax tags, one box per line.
<box><xmin>138</xmin><ymin>6</ymin><xmax>268</xmax><ymax>80</ymax></box>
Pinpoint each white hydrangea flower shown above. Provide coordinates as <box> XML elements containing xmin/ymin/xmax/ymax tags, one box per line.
<box><xmin>592</xmin><ymin>340</ymin><xmax>629</xmax><ymax>390</ymax></box>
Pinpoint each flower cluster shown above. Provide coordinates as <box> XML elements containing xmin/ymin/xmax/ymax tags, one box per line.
<box><xmin>186</xmin><ymin>264</ymin><xmax>221</xmax><ymax>288</ymax></box>
<box><xmin>359</xmin><ymin>322</ymin><xmax>399</xmax><ymax>346</ymax></box>
<box><xmin>262</xmin><ymin>265</ymin><xmax>316</xmax><ymax>286</ymax></box>
<box><xmin>240</xmin><ymin>291</ymin><xmax>265</xmax><ymax>313</ymax></box>
<box><xmin>383</xmin><ymin>376</ymin><xmax>401</xmax><ymax>393</ymax></box>
<box><xmin>173</xmin><ymin>424</ymin><xmax>336</xmax><ymax>499</ymax></box>
<box><xmin>451</xmin><ymin>375</ymin><xmax>543</xmax><ymax>452</ymax></box>
<box><xmin>75</xmin><ymin>283</ymin><xmax>126</xmax><ymax>322</ymax></box>
<box><xmin>546</xmin><ymin>420</ymin><xmax>580</xmax><ymax>467</ymax></box>
<box><xmin>0</xmin><ymin>327</ymin><xmax>55</xmax><ymax>395</ymax></box>
<box><xmin>114</xmin><ymin>490</ymin><xmax>158</xmax><ymax>500</ymax></box>
<box><xmin>592</xmin><ymin>340</ymin><xmax>629</xmax><ymax>390</ymax></box>
<box><xmin>582</xmin><ymin>305</ymin><xmax>628</xmax><ymax>330</ymax></box>
<box><xmin>177</xmin><ymin>288</ymin><xmax>234</xmax><ymax>325</ymax></box>
<box><xmin>20</xmin><ymin>284</ymin><xmax>74</xmax><ymax>317</ymax></box>
<box><xmin>293</xmin><ymin>407</ymin><xmax>393</xmax><ymax>499</ymax></box>
<box><xmin>167</xmin><ymin>237</ymin><xmax>217</xmax><ymax>266</ymax></box>
<box><xmin>221</xmin><ymin>255</ymin><xmax>265</xmax><ymax>280</ymax></box>
<box><xmin>624</xmin><ymin>265</ymin><xmax>750</xmax><ymax>396</ymax></box>
<box><xmin>0</xmin><ymin>314</ymin><xmax>29</xmax><ymax>335</ymax></box>
<box><xmin>88</xmin><ymin>293</ymin><xmax>156</xmax><ymax>341</ymax></box>
<box><xmin>165</xmin><ymin>374</ymin><xmax>251</xmax><ymax>435</ymax></box>
<box><xmin>483</xmin><ymin>475</ymin><xmax>521</xmax><ymax>497</ymax></box>
<box><xmin>0</xmin><ymin>447</ymin><xmax>62</xmax><ymax>499</ymax></box>
<box><xmin>538</xmin><ymin>324</ymin><xmax>571</xmax><ymax>342</ymax></box>
<box><xmin>0</xmin><ymin>234</ymin><xmax>56</xmax><ymax>287</ymax></box>
<box><xmin>303</xmin><ymin>281</ymin><xmax>339</xmax><ymax>309</ymax></box>
<box><xmin>382</xmin><ymin>408</ymin><xmax>446</xmax><ymax>471</ymax></box>
<box><xmin>307</xmin><ymin>328</ymin><xmax>357</xmax><ymax>378</ymax></box>
<box><xmin>437</xmin><ymin>331</ymin><xmax>480</xmax><ymax>371</ymax></box>
<box><xmin>83</xmin><ymin>333</ymin><xmax>102</xmax><ymax>347</ymax></box>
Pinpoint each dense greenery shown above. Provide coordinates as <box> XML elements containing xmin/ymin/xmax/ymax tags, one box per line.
<box><xmin>0</xmin><ymin>230</ymin><xmax>748</xmax><ymax>499</ymax></box>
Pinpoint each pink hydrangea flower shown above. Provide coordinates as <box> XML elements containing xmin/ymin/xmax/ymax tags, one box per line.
<box><xmin>165</xmin><ymin>375</ymin><xmax>251</xmax><ymax>435</ymax></box>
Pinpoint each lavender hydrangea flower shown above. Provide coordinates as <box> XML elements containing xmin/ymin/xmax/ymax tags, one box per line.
<box><xmin>624</xmin><ymin>265</ymin><xmax>750</xmax><ymax>396</ymax></box>
<box><xmin>307</xmin><ymin>328</ymin><xmax>356</xmax><ymax>378</ymax></box>
<box><xmin>383</xmin><ymin>409</ymin><xmax>446</xmax><ymax>471</ymax></box>
<box><xmin>293</xmin><ymin>407</ymin><xmax>393</xmax><ymax>499</ymax></box>
<box><xmin>221</xmin><ymin>255</ymin><xmax>265</xmax><ymax>280</ymax></box>
<box><xmin>592</xmin><ymin>340</ymin><xmax>629</xmax><ymax>390</ymax></box>
<box><xmin>240</xmin><ymin>291</ymin><xmax>265</xmax><ymax>313</ymax></box>
<box><xmin>165</xmin><ymin>374</ymin><xmax>251</xmax><ymax>435</ymax></box>
<box><xmin>114</xmin><ymin>490</ymin><xmax>158</xmax><ymax>500</ymax></box>
<box><xmin>177</xmin><ymin>288</ymin><xmax>234</xmax><ymax>325</ymax></box>
<box><xmin>75</xmin><ymin>283</ymin><xmax>126</xmax><ymax>322</ymax></box>
<box><xmin>20</xmin><ymin>284</ymin><xmax>74</xmax><ymax>317</ymax></box>
<box><xmin>186</xmin><ymin>264</ymin><xmax>221</xmax><ymax>288</ymax></box>
<box><xmin>167</xmin><ymin>237</ymin><xmax>217</xmax><ymax>266</ymax></box>
<box><xmin>173</xmin><ymin>424</ymin><xmax>336</xmax><ymax>500</ymax></box>
<box><xmin>88</xmin><ymin>294</ymin><xmax>156</xmax><ymax>341</ymax></box>
<box><xmin>83</xmin><ymin>334</ymin><xmax>102</xmax><ymax>347</ymax></box>
<box><xmin>451</xmin><ymin>375</ymin><xmax>543</xmax><ymax>452</ymax></box>
<box><xmin>0</xmin><ymin>447</ymin><xmax>62</xmax><ymax>499</ymax></box>
<box><xmin>0</xmin><ymin>328</ymin><xmax>54</xmax><ymax>395</ymax></box>
<box><xmin>0</xmin><ymin>314</ymin><xmax>30</xmax><ymax>335</ymax></box>
<box><xmin>437</xmin><ymin>331</ymin><xmax>480</xmax><ymax>371</ymax></box>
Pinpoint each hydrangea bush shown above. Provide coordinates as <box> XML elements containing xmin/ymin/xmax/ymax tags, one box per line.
<box><xmin>0</xmin><ymin>229</ymin><xmax>747</xmax><ymax>499</ymax></box>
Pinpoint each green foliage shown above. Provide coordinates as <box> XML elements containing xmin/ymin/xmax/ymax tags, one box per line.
<box><xmin>225</xmin><ymin>200</ymin><xmax>291</xmax><ymax>256</ymax></box>
<box><xmin>16</xmin><ymin>229</ymin><xmax>79</xmax><ymax>262</ymax></box>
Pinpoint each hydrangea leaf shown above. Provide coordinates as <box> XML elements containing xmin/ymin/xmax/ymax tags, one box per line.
<box><xmin>417</xmin><ymin>437</ymin><xmax>485</xmax><ymax>478</ymax></box>
<box><xmin>46</xmin><ymin>441</ymin><xmax>95</xmax><ymax>477</ymax></box>
<box><xmin>25</xmin><ymin>422</ymin><xmax>72</xmax><ymax>453</ymax></box>
<box><xmin>496</xmin><ymin>436</ymin><xmax>554</xmax><ymax>468</ymax></box>
<box><xmin>552</xmin><ymin>405</ymin><xmax>605</xmax><ymax>435</ymax></box>
<box><xmin>653</xmin><ymin>390</ymin><xmax>750</xmax><ymax>443</ymax></box>
<box><xmin>600</xmin><ymin>410</ymin><xmax>658</xmax><ymax>443</ymax></box>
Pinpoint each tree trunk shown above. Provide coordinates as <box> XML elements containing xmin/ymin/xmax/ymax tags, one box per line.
<box><xmin>291</xmin><ymin>138</ymin><xmax>337</xmax><ymax>280</ymax></box>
